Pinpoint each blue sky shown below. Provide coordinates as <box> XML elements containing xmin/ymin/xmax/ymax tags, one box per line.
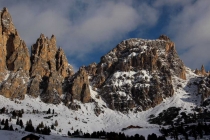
<box><xmin>1</xmin><ymin>0</ymin><xmax>210</xmax><ymax>71</ymax></box>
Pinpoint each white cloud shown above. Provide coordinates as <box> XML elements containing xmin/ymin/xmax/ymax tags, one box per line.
<box><xmin>0</xmin><ymin>0</ymin><xmax>159</xmax><ymax>64</ymax></box>
<box><xmin>137</xmin><ymin>3</ymin><xmax>159</xmax><ymax>26</ymax></box>
<box><xmin>2</xmin><ymin>0</ymin><xmax>209</xmax><ymax>70</ymax></box>
<box><xmin>166</xmin><ymin>0</ymin><xmax>210</xmax><ymax>69</ymax></box>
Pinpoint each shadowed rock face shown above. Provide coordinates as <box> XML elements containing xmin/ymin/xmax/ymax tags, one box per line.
<box><xmin>65</xmin><ymin>67</ymin><xmax>91</xmax><ymax>104</ymax></box>
<box><xmin>29</xmin><ymin>34</ymin><xmax>74</xmax><ymax>103</ymax></box>
<box><xmin>86</xmin><ymin>36</ymin><xmax>186</xmax><ymax>112</ymax></box>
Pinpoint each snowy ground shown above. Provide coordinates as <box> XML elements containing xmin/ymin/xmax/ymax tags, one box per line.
<box><xmin>0</xmin><ymin>67</ymin><xmax>203</xmax><ymax>139</ymax></box>
<box><xmin>0</xmin><ymin>130</ymin><xmax>101</xmax><ymax>140</ymax></box>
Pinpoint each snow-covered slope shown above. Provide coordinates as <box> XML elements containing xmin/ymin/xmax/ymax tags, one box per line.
<box><xmin>0</xmin><ymin>66</ymin><xmax>204</xmax><ymax>139</ymax></box>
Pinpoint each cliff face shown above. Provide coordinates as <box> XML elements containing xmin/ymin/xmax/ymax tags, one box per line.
<box><xmin>2</xmin><ymin>7</ymin><xmax>210</xmax><ymax>114</ymax></box>
<box><xmin>28</xmin><ymin>34</ymin><xmax>73</xmax><ymax>103</ymax></box>
<box><xmin>0</xmin><ymin>8</ymin><xmax>76</xmax><ymax>103</ymax></box>
<box><xmin>0</xmin><ymin>7</ymin><xmax>93</xmax><ymax>105</ymax></box>
<box><xmin>0</xmin><ymin>7</ymin><xmax>30</xmax><ymax>99</ymax></box>
<box><xmin>66</xmin><ymin>67</ymin><xmax>91</xmax><ymax>104</ymax></box>
<box><xmin>86</xmin><ymin>35</ymin><xmax>186</xmax><ymax>112</ymax></box>
<box><xmin>0</xmin><ymin>8</ymin><xmax>30</xmax><ymax>74</ymax></box>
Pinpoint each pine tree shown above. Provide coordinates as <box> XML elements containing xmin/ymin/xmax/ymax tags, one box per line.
<box><xmin>18</xmin><ymin>110</ymin><xmax>23</xmax><ymax>118</ymax></box>
<box><xmin>12</xmin><ymin>110</ymin><xmax>17</xmax><ymax>118</ymax></box>
<box><xmin>25</xmin><ymin>119</ymin><xmax>34</xmax><ymax>132</ymax></box>
<box><xmin>68</xmin><ymin>131</ymin><xmax>71</xmax><ymax>136</ymax></box>
<box><xmin>135</xmin><ymin>134</ymin><xmax>140</xmax><ymax>139</ymax></box>
<box><xmin>29</xmin><ymin>119</ymin><xmax>32</xmax><ymax>125</ymax></box>
<box><xmin>3</xmin><ymin>119</ymin><xmax>9</xmax><ymax>130</ymax></box>
<box><xmin>19</xmin><ymin>119</ymin><xmax>24</xmax><ymax>128</ymax></box>
<box><xmin>140</xmin><ymin>135</ymin><xmax>146</xmax><ymax>140</ymax></box>
<box><xmin>16</xmin><ymin>118</ymin><xmax>19</xmax><ymax>125</ymax></box>
<box><xmin>55</xmin><ymin>120</ymin><xmax>58</xmax><ymax>126</ymax></box>
<box><xmin>1</xmin><ymin>107</ymin><xmax>5</xmax><ymax>113</ymax></box>
<box><xmin>21</xmin><ymin>109</ymin><xmax>24</xmax><ymax>114</ymax></box>
<box><xmin>9</xmin><ymin>125</ymin><xmax>14</xmax><ymax>131</ymax></box>
<box><xmin>51</xmin><ymin>124</ymin><xmax>54</xmax><ymax>130</ymax></box>
<box><xmin>36</xmin><ymin>126</ymin><xmax>40</xmax><ymax>134</ymax></box>
<box><xmin>39</xmin><ymin>121</ymin><xmax>44</xmax><ymax>128</ymax></box>
<box><xmin>1</xmin><ymin>119</ymin><xmax>5</xmax><ymax>125</ymax></box>
<box><xmin>47</xmin><ymin>108</ymin><xmax>51</xmax><ymax>114</ymax></box>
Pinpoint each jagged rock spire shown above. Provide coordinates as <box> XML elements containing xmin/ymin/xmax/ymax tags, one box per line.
<box><xmin>67</xmin><ymin>67</ymin><xmax>91</xmax><ymax>103</ymax></box>
<box><xmin>158</xmin><ymin>35</ymin><xmax>171</xmax><ymax>41</ymax></box>
<box><xmin>0</xmin><ymin>7</ymin><xmax>30</xmax><ymax>99</ymax></box>
<box><xmin>0</xmin><ymin>7</ymin><xmax>30</xmax><ymax>73</ymax></box>
<box><xmin>29</xmin><ymin>33</ymin><xmax>74</xmax><ymax>104</ymax></box>
<box><xmin>201</xmin><ymin>64</ymin><xmax>206</xmax><ymax>75</ymax></box>
<box><xmin>195</xmin><ymin>64</ymin><xmax>207</xmax><ymax>76</ymax></box>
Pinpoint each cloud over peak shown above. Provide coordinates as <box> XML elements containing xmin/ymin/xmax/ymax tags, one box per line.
<box><xmin>166</xmin><ymin>0</ymin><xmax>210</xmax><ymax>69</ymax></box>
<box><xmin>1</xmin><ymin>0</ymin><xmax>210</xmax><ymax>70</ymax></box>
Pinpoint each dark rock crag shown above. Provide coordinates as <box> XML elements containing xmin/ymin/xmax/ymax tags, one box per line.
<box><xmin>86</xmin><ymin>35</ymin><xmax>186</xmax><ymax>112</ymax></box>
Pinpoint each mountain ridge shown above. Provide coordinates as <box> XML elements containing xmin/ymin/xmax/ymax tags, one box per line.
<box><xmin>1</xmin><ymin>7</ymin><xmax>210</xmax><ymax>139</ymax></box>
<box><xmin>0</xmin><ymin>7</ymin><xmax>210</xmax><ymax>111</ymax></box>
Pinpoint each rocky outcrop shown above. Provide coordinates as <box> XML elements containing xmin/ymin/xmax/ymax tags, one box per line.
<box><xmin>0</xmin><ymin>7</ymin><xmax>30</xmax><ymax>99</ymax></box>
<box><xmin>195</xmin><ymin>65</ymin><xmax>208</xmax><ymax>76</ymax></box>
<box><xmin>30</xmin><ymin>34</ymin><xmax>73</xmax><ymax>78</ymax></box>
<box><xmin>29</xmin><ymin>34</ymin><xmax>73</xmax><ymax>103</ymax></box>
<box><xmin>3</xmin><ymin>7</ymin><xmax>210</xmax><ymax>114</ymax></box>
<box><xmin>86</xmin><ymin>63</ymin><xmax>97</xmax><ymax>76</ymax></box>
<box><xmin>0</xmin><ymin>7</ymin><xmax>77</xmax><ymax>105</ymax></box>
<box><xmin>87</xmin><ymin>35</ymin><xmax>185</xmax><ymax>112</ymax></box>
<box><xmin>158</xmin><ymin>34</ymin><xmax>171</xmax><ymax>41</ymax></box>
<box><xmin>0</xmin><ymin>7</ymin><xmax>30</xmax><ymax>73</ymax></box>
<box><xmin>56</xmin><ymin>48</ymin><xmax>74</xmax><ymax>78</ymax></box>
<box><xmin>198</xmin><ymin>75</ymin><xmax>210</xmax><ymax>104</ymax></box>
<box><xmin>27</xmin><ymin>74</ymin><xmax>42</xmax><ymax>97</ymax></box>
<box><xmin>66</xmin><ymin>67</ymin><xmax>91</xmax><ymax>104</ymax></box>
<box><xmin>0</xmin><ymin>70</ymin><xmax>29</xmax><ymax>99</ymax></box>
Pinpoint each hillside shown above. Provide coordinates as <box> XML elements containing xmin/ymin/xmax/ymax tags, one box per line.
<box><xmin>0</xmin><ymin>7</ymin><xmax>210</xmax><ymax>139</ymax></box>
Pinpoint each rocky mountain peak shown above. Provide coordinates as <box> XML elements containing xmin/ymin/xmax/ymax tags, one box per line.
<box><xmin>1</xmin><ymin>7</ymin><xmax>15</xmax><ymax>35</ymax></box>
<box><xmin>0</xmin><ymin>7</ymin><xmax>30</xmax><ymax>99</ymax></box>
<box><xmin>65</xmin><ymin>67</ymin><xmax>91</xmax><ymax>104</ymax></box>
<box><xmin>87</xmin><ymin>37</ymin><xmax>186</xmax><ymax>112</ymax></box>
<box><xmin>56</xmin><ymin>47</ymin><xmax>74</xmax><ymax>78</ymax></box>
<box><xmin>195</xmin><ymin>64</ymin><xmax>208</xmax><ymax>76</ymax></box>
<box><xmin>3</xmin><ymin>7</ymin><xmax>210</xmax><ymax>116</ymax></box>
<box><xmin>0</xmin><ymin>8</ymin><xmax>30</xmax><ymax>74</ymax></box>
<box><xmin>158</xmin><ymin>34</ymin><xmax>171</xmax><ymax>41</ymax></box>
<box><xmin>30</xmin><ymin>33</ymin><xmax>58</xmax><ymax>77</ymax></box>
<box><xmin>0</xmin><ymin>7</ymin><xmax>76</xmax><ymax>103</ymax></box>
<box><xmin>29</xmin><ymin>33</ymin><xmax>74</xmax><ymax>102</ymax></box>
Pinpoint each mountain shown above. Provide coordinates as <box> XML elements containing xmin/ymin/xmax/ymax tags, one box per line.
<box><xmin>86</xmin><ymin>35</ymin><xmax>186</xmax><ymax>112</ymax></box>
<box><xmin>0</xmin><ymin>7</ymin><xmax>210</xmax><ymax>139</ymax></box>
